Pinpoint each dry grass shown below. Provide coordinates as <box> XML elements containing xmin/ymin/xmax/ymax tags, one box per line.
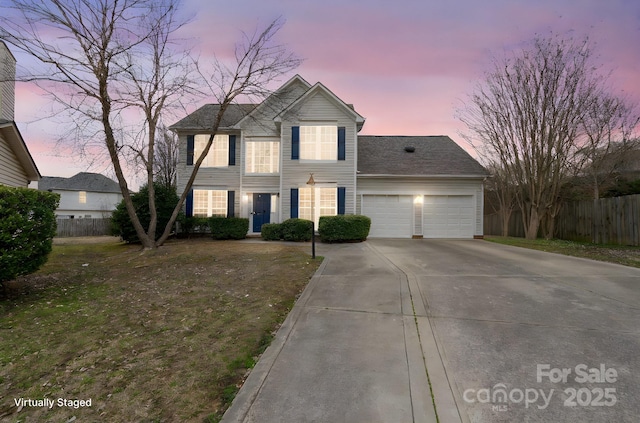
<box><xmin>485</xmin><ymin>236</ymin><xmax>640</xmax><ymax>268</ymax></box>
<box><xmin>0</xmin><ymin>238</ymin><xmax>320</xmax><ymax>422</ymax></box>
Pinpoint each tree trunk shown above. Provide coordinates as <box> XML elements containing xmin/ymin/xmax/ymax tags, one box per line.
<box><xmin>500</xmin><ymin>208</ymin><xmax>512</xmax><ymax>237</ymax></box>
<box><xmin>524</xmin><ymin>207</ymin><xmax>540</xmax><ymax>240</ymax></box>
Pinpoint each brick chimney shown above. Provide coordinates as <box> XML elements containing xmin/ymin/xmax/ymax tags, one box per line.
<box><xmin>0</xmin><ymin>41</ymin><xmax>16</xmax><ymax>122</ymax></box>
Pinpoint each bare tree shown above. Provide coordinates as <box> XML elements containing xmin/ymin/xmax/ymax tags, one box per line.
<box><xmin>484</xmin><ymin>160</ymin><xmax>518</xmax><ymax>237</ymax></box>
<box><xmin>153</xmin><ymin>124</ymin><xmax>179</xmax><ymax>189</ymax></box>
<box><xmin>1</xmin><ymin>0</ymin><xmax>299</xmax><ymax>248</ymax></box>
<box><xmin>459</xmin><ymin>34</ymin><xmax>602</xmax><ymax>239</ymax></box>
<box><xmin>577</xmin><ymin>93</ymin><xmax>640</xmax><ymax>199</ymax></box>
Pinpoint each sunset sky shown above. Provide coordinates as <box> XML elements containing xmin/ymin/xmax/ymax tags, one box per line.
<box><xmin>9</xmin><ymin>0</ymin><xmax>640</xmax><ymax>183</ymax></box>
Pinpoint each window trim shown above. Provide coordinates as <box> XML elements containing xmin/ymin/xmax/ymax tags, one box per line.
<box><xmin>298</xmin><ymin>186</ymin><xmax>337</xmax><ymax>226</ymax></box>
<box><xmin>193</xmin><ymin>189</ymin><xmax>228</xmax><ymax>217</ymax></box>
<box><xmin>193</xmin><ymin>134</ymin><xmax>229</xmax><ymax>168</ymax></box>
<box><xmin>245</xmin><ymin>141</ymin><xmax>280</xmax><ymax>175</ymax></box>
<box><xmin>299</xmin><ymin>125</ymin><xmax>338</xmax><ymax>161</ymax></box>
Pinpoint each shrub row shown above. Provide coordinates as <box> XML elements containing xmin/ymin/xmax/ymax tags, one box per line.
<box><xmin>0</xmin><ymin>186</ymin><xmax>60</xmax><ymax>284</ymax></box>
<box><xmin>260</xmin><ymin>218</ymin><xmax>313</xmax><ymax>242</ymax></box>
<box><xmin>209</xmin><ymin>217</ymin><xmax>249</xmax><ymax>240</ymax></box>
<box><xmin>318</xmin><ymin>215</ymin><xmax>371</xmax><ymax>242</ymax></box>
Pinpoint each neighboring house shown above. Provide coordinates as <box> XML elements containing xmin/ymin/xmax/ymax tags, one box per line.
<box><xmin>0</xmin><ymin>41</ymin><xmax>40</xmax><ymax>187</ymax></box>
<box><xmin>170</xmin><ymin>75</ymin><xmax>487</xmax><ymax>238</ymax></box>
<box><xmin>37</xmin><ymin>172</ymin><xmax>123</xmax><ymax>219</ymax></box>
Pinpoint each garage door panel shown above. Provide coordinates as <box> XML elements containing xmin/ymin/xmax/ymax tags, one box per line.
<box><xmin>363</xmin><ymin>195</ymin><xmax>412</xmax><ymax>238</ymax></box>
<box><xmin>424</xmin><ymin>195</ymin><xmax>474</xmax><ymax>239</ymax></box>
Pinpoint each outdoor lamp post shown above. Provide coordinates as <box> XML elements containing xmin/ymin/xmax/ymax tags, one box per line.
<box><xmin>306</xmin><ymin>173</ymin><xmax>316</xmax><ymax>259</ymax></box>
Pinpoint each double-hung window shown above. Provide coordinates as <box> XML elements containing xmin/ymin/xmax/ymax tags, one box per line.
<box><xmin>194</xmin><ymin>134</ymin><xmax>228</xmax><ymax>167</ymax></box>
<box><xmin>245</xmin><ymin>141</ymin><xmax>279</xmax><ymax>174</ymax></box>
<box><xmin>193</xmin><ymin>189</ymin><xmax>227</xmax><ymax>217</ymax></box>
<box><xmin>300</xmin><ymin>126</ymin><xmax>337</xmax><ymax>161</ymax></box>
<box><xmin>298</xmin><ymin>187</ymin><xmax>337</xmax><ymax>226</ymax></box>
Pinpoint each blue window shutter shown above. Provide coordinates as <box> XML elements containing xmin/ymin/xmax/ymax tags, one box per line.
<box><xmin>187</xmin><ymin>135</ymin><xmax>194</xmax><ymax>165</ymax></box>
<box><xmin>337</xmin><ymin>127</ymin><xmax>346</xmax><ymax>160</ymax></box>
<box><xmin>291</xmin><ymin>126</ymin><xmax>299</xmax><ymax>160</ymax></box>
<box><xmin>337</xmin><ymin>187</ymin><xmax>346</xmax><ymax>215</ymax></box>
<box><xmin>227</xmin><ymin>190</ymin><xmax>235</xmax><ymax>217</ymax></box>
<box><xmin>290</xmin><ymin>188</ymin><xmax>299</xmax><ymax>218</ymax></box>
<box><xmin>228</xmin><ymin>135</ymin><xmax>236</xmax><ymax>166</ymax></box>
<box><xmin>186</xmin><ymin>189</ymin><xmax>193</xmax><ymax>217</ymax></box>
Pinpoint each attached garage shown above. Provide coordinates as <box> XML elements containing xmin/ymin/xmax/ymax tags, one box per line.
<box><xmin>356</xmin><ymin>135</ymin><xmax>488</xmax><ymax>239</ymax></box>
<box><xmin>423</xmin><ymin>195</ymin><xmax>475</xmax><ymax>238</ymax></box>
<box><xmin>361</xmin><ymin>193</ymin><xmax>476</xmax><ymax>239</ymax></box>
<box><xmin>362</xmin><ymin>195</ymin><xmax>413</xmax><ymax>238</ymax></box>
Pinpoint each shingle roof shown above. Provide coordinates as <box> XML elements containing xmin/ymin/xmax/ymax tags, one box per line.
<box><xmin>169</xmin><ymin>104</ymin><xmax>257</xmax><ymax>131</ymax></box>
<box><xmin>39</xmin><ymin>172</ymin><xmax>121</xmax><ymax>193</ymax></box>
<box><xmin>357</xmin><ymin>136</ymin><xmax>487</xmax><ymax>176</ymax></box>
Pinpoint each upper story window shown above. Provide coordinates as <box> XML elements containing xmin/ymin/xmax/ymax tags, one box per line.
<box><xmin>245</xmin><ymin>141</ymin><xmax>280</xmax><ymax>174</ymax></box>
<box><xmin>79</xmin><ymin>191</ymin><xmax>87</xmax><ymax>204</ymax></box>
<box><xmin>300</xmin><ymin>126</ymin><xmax>337</xmax><ymax>160</ymax></box>
<box><xmin>194</xmin><ymin>134</ymin><xmax>228</xmax><ymax>167</ymax></box>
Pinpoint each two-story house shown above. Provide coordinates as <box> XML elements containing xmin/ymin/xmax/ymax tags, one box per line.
<box><xmin>170</xmin><ymin>75</ymin><xmax>487</xmax><ymax>238</ymax></box>
<box><xmin>37</xmin><ymin>172</ymin><xmax>123</xmax><ymax>218</ymax></box>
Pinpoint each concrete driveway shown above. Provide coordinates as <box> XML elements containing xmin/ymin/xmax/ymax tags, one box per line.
<box><xmin>222</xmin><ymin>239</ymin><xmax>640</xmax><ymax>423</ymax></box>
<box><xmin>373</xmin><ymin>239</ymin><xmax>640</xmax><ymax>423</ymax></box>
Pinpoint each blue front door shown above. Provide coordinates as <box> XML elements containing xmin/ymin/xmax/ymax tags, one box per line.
<box><xmin>252</xmin><ymin>193</ymin><xmax>271</xmax><ymax>232</ymax></box>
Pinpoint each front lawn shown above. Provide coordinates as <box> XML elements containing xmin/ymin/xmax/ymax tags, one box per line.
<box><xmin>0</xmin><ymin>238</ymin><xmax>320</xmax><ymax>422</ymax></box>
<box><xmin>485</xmin><ymin>236</ymin><xmax>640</xmax><ymax>268</ymax></box>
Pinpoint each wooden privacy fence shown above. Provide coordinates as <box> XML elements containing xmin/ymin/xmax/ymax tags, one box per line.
<box><xmin>484</xmin><ymin>194</ymin><xmax>640</xmax><ymax>246</ymax></box>
<box><xmin>56</xmin><ymin>218</ymin><xmax>112</xmax><ymax>237</ymax></box>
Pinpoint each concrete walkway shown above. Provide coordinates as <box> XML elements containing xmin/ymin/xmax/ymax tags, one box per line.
<box><xmin>221</xmin><ymin>239</ymin><xmax>640</xmax><ymax>422</ymax></box>
<box><xmin>221</xmin><ymin>241</ymin><xmax>446</xmax><ymax>423</ymax></box>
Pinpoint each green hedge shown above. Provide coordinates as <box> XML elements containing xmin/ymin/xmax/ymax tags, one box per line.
<box><xmin>178</xmin><ymin>216</ymin><xmax>210</xmax><ymax>236</ymax></box>
<box><xmin>280</xmin><ymin>218</ymin><xmax>313</xmax><ymax>242</ymax></box>
<box><xmin>209</xmin><ymin>217</ymin><xmax>249</xmax><ymax>240</ymax></box>
<box><xmin>111</xmin><ymin>183</ymin><xmax>180</xmax><ymax>243</ymax></box>
<box><xmin>318</xmin><ymin>215</ymin><xmax>371</xmax><ymax>243</ymax></box>
<box><xmin>0</xmin><ymin>186</ymin><xmax>60</xmax><ymax>284</ymax></box>
<box><xmin>260</xmin><ymin>223</ymin><xmax>283</xmax><ymax>241</ymax></box>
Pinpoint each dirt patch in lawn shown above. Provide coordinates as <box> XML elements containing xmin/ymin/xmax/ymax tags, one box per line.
<box><xmin>0</xmin><ymin>238</ymin><xmax>320</xmax><ymax>422</ymax></box>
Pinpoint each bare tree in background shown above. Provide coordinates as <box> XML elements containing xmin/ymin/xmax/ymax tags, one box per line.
<box><xmin>1</xmin><ymin>0</ymin><xmax>299</xmax><ymax>248</ymax></box>
<box><xmin>484</xmin><ymin>160</ymin><xmax>517</xmax><ymax>237</ymax></box>
<box><xmin>576</xmin><ymin>93</ymin><xmax>640</xmax><ymax>199</ymax></box>
<box><xmin>153</xmin><ymin>124</ymin><xmax>179</xmax><ymax>189</ymax></box>
<box><xmin>459</xmin><ymin>34</ymin><xmax>603</xmax><ymax>239</ymax></box>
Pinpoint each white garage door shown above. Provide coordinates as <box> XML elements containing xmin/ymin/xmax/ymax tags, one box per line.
<box><xmin>362</xmin><ymin>195</ymin><xmax>412</xmax><ymax>238</ymax></box>
<box><xmin>423</xmin><ymin>195</ymin><xmax>474</xmax><ymax>238</ymax></box>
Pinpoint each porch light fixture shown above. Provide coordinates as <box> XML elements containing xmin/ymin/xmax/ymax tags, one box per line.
<box><xmin>414</xmin><ymin>195</ymin><xmax>423</xmax><ymax>204</ymax></box>
<box><xmin>306</xmin><ymin>173</ymin><xmax>316</xmax><ymax>259</ymax></box>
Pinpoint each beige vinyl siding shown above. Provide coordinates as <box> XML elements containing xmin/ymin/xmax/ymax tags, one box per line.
<box><xmin>240</xmin><ymin>79</ymin><xmax>310</xmax><ymax>137</ymax></box>
<box><xmin>280</xmin><ymin>91</ymin><xmax>358</xmax><ymax>220</ymax></box>
<box><xmin>0</xmin><ymin>134</ymin><xmax>28</xmax><ymax>187</ymax></box>
<box><xmin>176</xmin><ymin>132</ymin><xmax>240</xmax><ymax>198</ymax></box>
<box><xmin>0</xmin><ymin>42</ymin><xmax>16</xmax><ymax>121</ymax></box>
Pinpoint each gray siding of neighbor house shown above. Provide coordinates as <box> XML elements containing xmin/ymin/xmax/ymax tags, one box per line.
<box><xmin>0</xmin><ymin>134</ymin><xmax>28</xmax><ymax>187</ymax></box>
<box><xmin>55</xmin><ymin>190</ymin><xmax>123</xmax><ymax>218</ymax></box>
<box><xmin>280</xmin><ymin>91</ymin><xmax>358</xmax><ymax>220</ymax></box>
